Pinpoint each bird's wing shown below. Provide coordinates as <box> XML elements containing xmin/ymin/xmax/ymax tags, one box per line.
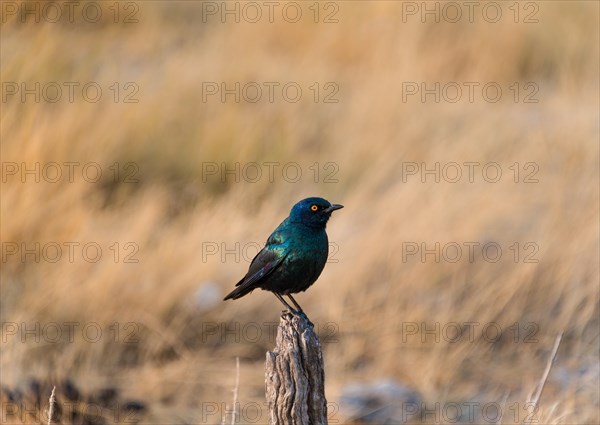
<box><xmin>235</xmin><ymin>225</ymin><xmax>288</xmax><ymax>288</ymax></box>
<box><xmin>224</xmin><ymin>222</ymin><xmax>290</xmax><ymax>301</ymax></box>
<box><xmin>235</xmin><ymin>246</ymin><xmax>287</xmax><ymax>288</ymax></box>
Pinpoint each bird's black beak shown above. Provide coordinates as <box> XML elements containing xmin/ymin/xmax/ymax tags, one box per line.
<box><xmin>324</xmin><ymin>204</ymin><xmax>344</xmax><ymax>213</ymax></box>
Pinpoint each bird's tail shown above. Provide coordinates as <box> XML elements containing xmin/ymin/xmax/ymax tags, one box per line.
<box><xmin>223</xmin><ymin>281</ymin><xmax>254</xmax><ymax>301</ymax></box>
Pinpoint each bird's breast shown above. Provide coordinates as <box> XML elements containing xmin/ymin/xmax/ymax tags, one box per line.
<box><xmin>283</xmin><ymin>231</ymin><xmax>328</xmax><ymax>284</ymax></box>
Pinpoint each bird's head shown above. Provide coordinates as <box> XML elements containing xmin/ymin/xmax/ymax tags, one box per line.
<box><xmin>289</xmin><ymin>197</ymin><xmax>343</xmax><ymax>227</ymax></box>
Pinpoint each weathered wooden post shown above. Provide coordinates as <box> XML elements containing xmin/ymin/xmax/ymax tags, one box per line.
<box><xmin>265</xmin><ymin>312</ymin><xmax>328</xmax><ymax>425</ymax></box>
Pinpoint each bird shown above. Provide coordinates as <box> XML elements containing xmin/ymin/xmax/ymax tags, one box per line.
<box><xmin>223</xmin><ymin>197</ymin><xmax>343</xmax><ymax>315</ymax></box>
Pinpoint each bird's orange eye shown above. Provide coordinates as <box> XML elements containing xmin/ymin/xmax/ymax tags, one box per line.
<box><xmin>311</xmin><ymin>205</ymin><xmax>318</xmax><ymax>211</ymax></box>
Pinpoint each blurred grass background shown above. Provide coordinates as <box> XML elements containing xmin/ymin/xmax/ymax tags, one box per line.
<box><xmin>1</xmin><ymin>1</ymin><xmax>598</xmax><ymax>424</ymax></box>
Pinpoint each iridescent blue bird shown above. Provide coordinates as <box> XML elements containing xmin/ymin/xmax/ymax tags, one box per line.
<box><xmin>224</xmin><ymin>197</ymin><xmax>343</xmax><ymax>314</ymax></box>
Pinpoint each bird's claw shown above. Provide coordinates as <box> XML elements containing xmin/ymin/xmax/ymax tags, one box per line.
<box><xmin>296</xmin><ymin>310</ymin><xmax>314</xmax><ymax>327</ymax></box>
<box><xmin>281</xmin><ymin>309</ymin><xmax>313</xmax><ymax>326</ymax></box>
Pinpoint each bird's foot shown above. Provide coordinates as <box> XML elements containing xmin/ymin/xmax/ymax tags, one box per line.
<box><xmin>281</xmin><ymin>309</ymin><xmax>313</xmax><ymax>326</ymax></box>
<box><xmin>295</xmin><ymin>310</ymin><xmax>314</xmax><ymax>327</ymax></box>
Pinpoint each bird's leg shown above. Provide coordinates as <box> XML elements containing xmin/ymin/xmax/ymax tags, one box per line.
<box><xmin>287</xmin><ymin>294</ymin><xmax>304</xmax><ymax>314</ymax></box>
<box><xmin>274</xmin><ymin>293</ymin><xmax>298</xmax><ymax>314</ymax></box>
<box><xmin>287</xmin><ymin>295</ymin><xmax>313</xmax><ymax>325</ymax></box>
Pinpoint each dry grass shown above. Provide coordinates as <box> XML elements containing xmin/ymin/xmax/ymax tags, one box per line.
<box><xmin>1</xmin><ymin>1</ymin><xmax>598</xmax><ymax>424</ymax></box>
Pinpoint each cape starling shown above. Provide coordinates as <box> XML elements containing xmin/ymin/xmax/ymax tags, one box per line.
<box><xmin>224</xmin><ymin>197</ymin><xmax>343</xmax><ymax>314</ymax></box>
